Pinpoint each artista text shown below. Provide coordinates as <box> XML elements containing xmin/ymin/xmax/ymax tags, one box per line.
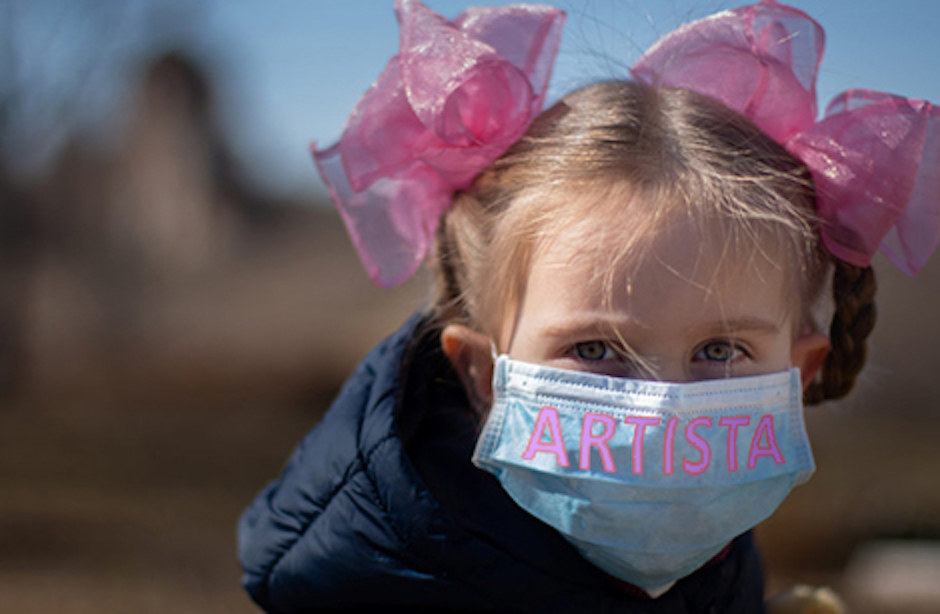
<box><xmin>520</xmin><ymin>407</ymin><xmax>785</xmax><ymax>475</ymax></box>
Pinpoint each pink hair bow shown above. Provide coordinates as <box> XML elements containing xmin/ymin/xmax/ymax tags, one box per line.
<box><xmin>632</xmin><ymin>0</ymin><xmax>940</xmax><ymax>275</ymax></box>
<box><xmin>314</xmin><ymin>0</ymin><xmax>565</xmax><ymax>287</ymax></box>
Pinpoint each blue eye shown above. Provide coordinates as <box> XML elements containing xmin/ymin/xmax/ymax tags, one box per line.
<box><xmin>695</xmin><ymin>341</ymin><xmax>744</xmax><ymax>363</ymax></box>
<box><xmin>574</xmin><ymin>341</ymin><xmax>615</xmax><ymax>361</ymax></box>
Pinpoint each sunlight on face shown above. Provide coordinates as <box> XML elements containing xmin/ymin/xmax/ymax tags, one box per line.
<box><xmin>504</xmin><ymin>194</ymin><xmax>798</xmax><ymax>383</ymax></box>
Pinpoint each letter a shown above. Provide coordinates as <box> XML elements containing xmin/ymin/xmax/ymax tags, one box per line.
<box><xmin>747</xmin><ymin>414</ymin><xmax>785</xmax><ymax>468</ymax></box>
<box><xmin>522</xmin><ymin>406</ymin><xmax>569</xmax><ymax>467</ymax></box>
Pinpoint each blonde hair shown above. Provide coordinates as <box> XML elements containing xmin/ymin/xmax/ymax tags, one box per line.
<box><xmin>429</xmin><ymin>81</ymin><xmax>876</xmax><ymax>404</ymax></box>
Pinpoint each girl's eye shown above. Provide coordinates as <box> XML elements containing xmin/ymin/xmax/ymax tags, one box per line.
<box><xmin>695</xmin><ymin>341</ymin><xmax>745</xmax><ymax>363</ymax></box>
<box><xmin>574</xmin><ymin>341</ymin><xmax>615</xmax><ymax>361</ymax></box>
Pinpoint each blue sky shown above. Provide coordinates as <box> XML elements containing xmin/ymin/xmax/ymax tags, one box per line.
<box><xmin>201</xmin><ymin>0</ymin><xmax>939</xmax><ymax>199</ymax></box>
<box><xmin>11</xmin><ymin>1</ymin><xmax>940</xmax><ymax>199</ymax></box>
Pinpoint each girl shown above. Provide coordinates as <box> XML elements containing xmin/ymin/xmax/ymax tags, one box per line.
<box><xmin>238</xmin><ymin>1</ymin><xmax>939</xmax><ymax>612</ymax></box>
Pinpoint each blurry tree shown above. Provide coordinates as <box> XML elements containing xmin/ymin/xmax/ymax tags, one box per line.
<box><xmin>0</xmin><ymin>0</ymin><xmax>206</xmax><ymax>398</ymax></box>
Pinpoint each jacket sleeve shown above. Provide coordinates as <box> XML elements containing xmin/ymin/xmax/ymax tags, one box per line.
<box><xmin>236</xmin><ymin>357</ymin><xmax>379</xmax><ymax>610</ymax></box>
<box><xmin>235</xmin><ymin>309</ymin><xmax>408</xmax><ymax>601</ymax></box>
<box><xmin>236</xmin><ymin>316</ymin><xmax>475</xmax><ymax>612</ymax></box>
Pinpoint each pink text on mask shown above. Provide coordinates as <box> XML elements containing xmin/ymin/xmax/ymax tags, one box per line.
<box><xmin>520</xmin><ymin>407</ymin><xmax>785</xmax><ymax>475</ymax></box>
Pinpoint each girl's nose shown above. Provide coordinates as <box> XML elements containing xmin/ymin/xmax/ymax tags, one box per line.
<box><xmin>638</xmin><ymin>359</ymin><xmax>692</xmax><ymax>384</ymax></box>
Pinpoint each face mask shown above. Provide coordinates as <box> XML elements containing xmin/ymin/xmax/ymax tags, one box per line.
<box><xmin>472</xmin><ymin>355</ymin><xmax>815</xmax><ymax>595</ymax></box>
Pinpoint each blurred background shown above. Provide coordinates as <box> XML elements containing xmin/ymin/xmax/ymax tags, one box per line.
<box><xmin>0</xmin><ymin>1</ymin><xmax>937</xmax><ymax>612</ymax></box>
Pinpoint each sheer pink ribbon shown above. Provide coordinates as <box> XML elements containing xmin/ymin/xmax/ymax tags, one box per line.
<box><xmin>313</xmin><ymin>0</ymin><xmax>565</xmax><ymax>287</ymax></box>
<box><xmin>632</xmin><ymin>0</ymin><xmax>940</xmax><ymax>276</ymax></box>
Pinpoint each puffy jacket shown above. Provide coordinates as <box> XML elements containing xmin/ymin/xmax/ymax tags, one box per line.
<box><xmin>238</xmin><ymin>314</ymin><xmax>767</xmax><ymax>613</ymax></box>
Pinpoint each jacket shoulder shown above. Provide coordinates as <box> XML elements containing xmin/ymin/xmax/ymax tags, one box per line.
<box><xmin>237</xmin><ymin>314</ymin><xmax>458</xmax><ymax>610</ymax></box>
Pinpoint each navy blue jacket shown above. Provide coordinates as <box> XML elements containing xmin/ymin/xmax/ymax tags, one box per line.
<box><xmin>238</xmin><ymin>314</ymin><xmax>767</xmax><ymax>612</ymax></box>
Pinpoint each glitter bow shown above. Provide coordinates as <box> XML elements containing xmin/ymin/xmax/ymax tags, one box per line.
<box><xmin>314</xmin><ymin>0</ymin><xmax>565</xmax><ymax>287</ymax></box>
<box><xmin>632</xmin><ymin>0</ymin><xmax>940</xmax><ymax>275</ymax></box>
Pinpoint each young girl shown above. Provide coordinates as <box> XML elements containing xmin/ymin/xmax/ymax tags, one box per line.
<box><xmin>238</xmin><ymin>1</ymin><xmax>939</xmax><ymax>611</ymax></box>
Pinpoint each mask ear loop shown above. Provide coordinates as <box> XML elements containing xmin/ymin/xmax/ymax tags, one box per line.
<box><xmin>489</xmin><ymin>339</ymin><xmax>499</xmax><ymax>363</ymax></box>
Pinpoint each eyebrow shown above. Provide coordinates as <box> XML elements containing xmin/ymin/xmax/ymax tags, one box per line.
<box><xmin>537</xmin><ymin>313</ymin><xmax>636</xmax><ymax>339</ymax></box>
<box><xmin>694</xmin><ymin>317</ymin><xmax>783</xmax><ymax>336</ymax></box>
<box><xmin>538</xmin><ymin>314</ymin><xmax>783</xmax><ymax>339</ymax></box>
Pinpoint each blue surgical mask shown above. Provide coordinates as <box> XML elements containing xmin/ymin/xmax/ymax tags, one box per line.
<box><xmin>472</xmin><ymin>355</ymin><xmax>815</xmax><ymax>596</ymax></box>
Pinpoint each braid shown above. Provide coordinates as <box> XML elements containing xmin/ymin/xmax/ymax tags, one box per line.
<box><xmin>804</xmin><ymin>262</ymin><xmax>878</xmax><ymax>404</ymax></box>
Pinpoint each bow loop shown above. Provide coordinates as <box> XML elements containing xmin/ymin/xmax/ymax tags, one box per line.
<box><xmin>631</xmin><ymin>0</ymin><xmax>823</xmax><ymax>143</ymax></box>
<box><xmin>398</xmin><ymin>0</ymin><xmax>532</xmax><ymax>148</ymax></box>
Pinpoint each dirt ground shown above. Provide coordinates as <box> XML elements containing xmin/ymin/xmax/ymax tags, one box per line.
<box><xmin>0</xmin><ymin>393</ymin><xmax>323</xmax><ymax>614</ymax></box>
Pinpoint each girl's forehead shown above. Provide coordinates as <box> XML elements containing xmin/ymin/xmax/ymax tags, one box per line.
<box><xmin>538</xmin><ymin>210</ymin><xmax>752</xmax><ymax>289</ymax></box>
<box><xmin>530</xmin><ymin>180</ymin><xmax>792</xmax><ymax>277</ymax></box>
<box><xmin>523</xmin><ymin>189</ymin><xmax>795</xmax><ymax>315</ymax></box>
<box><xmin>492</xmin><ymin>180</ymin><xmax>803</xmax><ymax>344</ymax></box>
<box><xmin>533</xmin><ymin>186</ymin><xmax>725</xmax><ymax>271</ymax></box>
<box><xmin>516</xmin><ymin>215</ymin><xmax>794</xmax><ymax>343</ymax></box>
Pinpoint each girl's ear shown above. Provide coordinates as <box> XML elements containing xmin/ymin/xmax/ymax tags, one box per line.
<box><xmin>790</xmin><ymin>331</ymin><xmax>830</xmax><ymax>392</ymax></box>
<box><xmin>441</xmin><ymin>324</ymin><xmax>494</xmax><ymax>416</ymax></box>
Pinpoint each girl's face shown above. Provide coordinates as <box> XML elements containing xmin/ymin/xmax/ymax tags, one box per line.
<box><xmin>504</xmin><ymin>207</ymin><xmax>803</xmax><ymax>383</ymax></box>
<box><xmin>441</xmin><ymin>189</ymin><xmax>829</xmax><ymax>411</ymax></box>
